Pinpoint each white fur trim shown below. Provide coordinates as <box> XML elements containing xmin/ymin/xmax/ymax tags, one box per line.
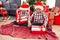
<box><xmin>35</xmin><ymin>6</ymin><xmax>43</xmax><ymax>10</ymax></box>
<box><xmin>16</xmin><ymin>9</ymin><xmax>19</xmax><ymax>13</ymax></box>
<box><xmin>17</xmin><ymin>19</ymin><xmax>19</xmax><ymax>22</ymax></box>
<box><xmin>19</xmin><ymin>7</ymin><xmax>30</xmax><ymax>10</ymax></box>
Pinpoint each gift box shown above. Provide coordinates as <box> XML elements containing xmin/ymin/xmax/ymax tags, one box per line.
<box><xmin>54</xmin><ymin>14</ymin><xmax>60</xmax><ymax>25</ymax></box>
<box><xmin>17</xmin><ymin>16</ymin><xmax>28</xmax><ymax>24</ymax></box>
<box><xmin>31</xmin><ymin>25</ymin><xmax>46</xmax><ymax>34</ymax></box>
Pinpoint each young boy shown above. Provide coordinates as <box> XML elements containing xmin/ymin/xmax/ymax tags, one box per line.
<box><xmin>28</xmin><ymin>2</ymin><xmax>48</xmax><ymax>28</ymax></box>
<box><xmin>16</xmin><ymin>2</ymin><xmax>30</xmax><ymax>26</ymax></box>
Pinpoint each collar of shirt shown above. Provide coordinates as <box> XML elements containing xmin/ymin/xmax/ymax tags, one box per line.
<box><xmin>35</xmin><ymin>11</ymin><xmax>43</xmax><ymax>14</ymax></box>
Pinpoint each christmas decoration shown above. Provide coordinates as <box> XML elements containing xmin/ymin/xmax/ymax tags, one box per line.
<box><xmin>0</xmin><ymin>1</ymin><xmax>9</xmax><ymax>21</ymax></box>
<box><xmin>31</xmin><ymin>26</ymin><xmax>45</xmax><ymax>31</ymax></box>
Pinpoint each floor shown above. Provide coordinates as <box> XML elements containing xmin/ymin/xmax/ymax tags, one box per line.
<box><xmin>0</xmin><ymin>16</ymin><xmax>60</xmax><ymax>40</ymax></box>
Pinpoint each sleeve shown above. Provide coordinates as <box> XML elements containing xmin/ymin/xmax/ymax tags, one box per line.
<box><xmin>43</xmin><ymin>12</ymin><xmax>48</xmax><ymax>24</ymax></box>
<box><xmin>28</xmin><ymin>12</ymin><xmax>34</xmax><ymax>23</ymax></box>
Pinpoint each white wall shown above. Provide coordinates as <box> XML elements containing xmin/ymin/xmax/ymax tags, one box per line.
<box><xmin>46</xmin><ymin>0</ymin><xmax>56</xmax><ymax>8</ymax></box>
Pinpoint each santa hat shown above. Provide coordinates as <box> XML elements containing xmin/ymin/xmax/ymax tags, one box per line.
<box><xmin>35</xmin><ymin>1</ymin><xmax>43</xmax><ymax>10</ymax></box>
<box><xmin>0</xmin><ymin>1</ymin><xmax>2</xmax><ymax>7</ymax></box>
<box><xmin>20</xmin><ymin>1</ymin><xmax>30</xmax><ymax>10</ymax></box>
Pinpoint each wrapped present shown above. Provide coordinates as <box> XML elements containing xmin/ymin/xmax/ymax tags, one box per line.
<box><xmin>31</xmin><ymin>26</ymin><xmax>41</xmax><ymax>31</ymax></box>
<box><xmin>31</xmin><ymin>25</ymin><xmax>46</xmax><ymax>34</ymax></box>
<box><xmin>54</xmin><ymin>14</ymin><xmax>60</xmax><ymax>25</ymax></box>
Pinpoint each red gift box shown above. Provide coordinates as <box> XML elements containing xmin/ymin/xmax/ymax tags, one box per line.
<box><xmin>31</xmin><ymin>26</ymin><xmax>46</xmax><ymax>34</ymax></box>
<box><xmin>54</xmin><ymin>14</ymin><xmax>60</xmax><ymax>25</ymax></box>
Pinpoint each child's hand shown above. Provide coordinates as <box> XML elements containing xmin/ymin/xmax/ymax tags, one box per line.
<box><xmin>26</xmin><ymin>16</ymin><xmax>28</xmax><ymax>18</ymax></box>
<box><xmin>43</xmin><ymin>24</ymin><xmax>46</xmax><ymax>28</ymax></box>
<box><xmin>41</xmin><ymin>25</ymin><xmax>44</xmax><ymax>27</ymax></box>
<box><xmin>28</xmin><ymin>22</ymin><xmax>31</xmax><ymax>28</ymax></box>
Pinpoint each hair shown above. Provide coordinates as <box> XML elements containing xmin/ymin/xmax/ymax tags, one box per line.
<box><xmin>49</xmin><ymin>9</ymin><xmax>52</xmax><ymax>12</ymax></box>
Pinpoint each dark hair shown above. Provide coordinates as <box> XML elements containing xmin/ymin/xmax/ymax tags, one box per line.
<box><xmin>49</xmin><ymin>9</ymin><xmax>52</xmax><ymax>11</ymax></box>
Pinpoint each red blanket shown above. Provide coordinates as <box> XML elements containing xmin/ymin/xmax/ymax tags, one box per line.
<box><xmin>0</xmin><ymin>22</ymin><xmax>58</xmax><ymax>39</ymax></box>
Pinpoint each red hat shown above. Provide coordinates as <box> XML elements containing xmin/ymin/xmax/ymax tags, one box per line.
<box><xmin>20</xmin><ymin>1</ymin><xmax>30</xmax><ymax>10</ymax></box>
<box><xmin>35</xmin><ymin>1</ymin><xmax>43</xmax><ymax>10</ymax></box>
<box><xmin>0</xmin><ymin>1</ymin><xmax>2</xmax><ymax>7</ymax></box>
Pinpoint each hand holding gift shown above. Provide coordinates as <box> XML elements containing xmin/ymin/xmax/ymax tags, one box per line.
<box><xmin>28</xmin><ymin>22</ymin><xmax>32</xmax><ymax>28</ymax></box>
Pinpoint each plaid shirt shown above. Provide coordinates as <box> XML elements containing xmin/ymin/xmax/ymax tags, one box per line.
<box><xmin>29</xmin><ymin>11</ymin><xmax>48</xmax><ymax>23</ymax></box>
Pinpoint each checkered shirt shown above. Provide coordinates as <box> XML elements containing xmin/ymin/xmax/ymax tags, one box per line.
<box><xmin>29</xmin><ymin>11</ymin><xmax>48</xmax><ymax>23</ymax></box>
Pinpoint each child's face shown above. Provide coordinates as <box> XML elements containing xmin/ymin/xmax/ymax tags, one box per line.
<box><xmin>36</xmin><ymin>8</ymin><xmax>41</xmax><ymax>13</ymax></box>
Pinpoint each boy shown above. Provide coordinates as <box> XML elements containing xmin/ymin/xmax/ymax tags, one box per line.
<box><xmin>28</xmin><ymin>2</ymin><xmax>48</xmax><ymax>28</ymax></box>
<box><xmin>16</xmin><ymin>1</ymin><xmax>30</xmax><ymax>26</ymax></box>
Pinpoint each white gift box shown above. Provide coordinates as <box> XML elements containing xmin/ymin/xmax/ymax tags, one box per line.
<box><xmin>31</xmin><ymin>28</ymin><xmax>41</xmax><ymax>31</ymax></box>
<box><xmin>31</xmin><ymin>25</ymin><xmax>46</xmax><ymax>31</ymax></box>
<box><xmin>31</xmin><ymin>26</ymin><xmax>41</xmax><ymax>31</ymax></box>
